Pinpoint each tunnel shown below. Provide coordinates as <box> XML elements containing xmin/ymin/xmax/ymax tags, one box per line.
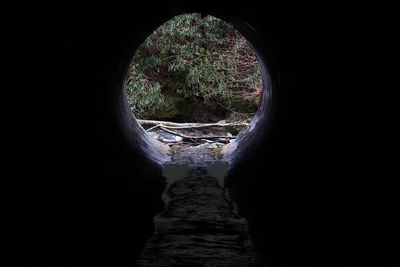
<box><xmin>106</xmin><ymin>10</ymin><xmax>276</xmax><ymax>265</ymax></box>
<box><xmin>18</xmin><ymin>1</ymin><xmax>399</xmax><ymax>267</ymax></box>
<box><xmin>113</xmin><ymin>13</ymin><xmax>274</xmax><ymax>266</ymax></box>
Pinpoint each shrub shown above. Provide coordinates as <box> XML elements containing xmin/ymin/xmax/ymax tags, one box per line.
<box><xmin>126</xmin><ymin>13</ymin><xmax>262</xmax><ymax>119</ymax></box>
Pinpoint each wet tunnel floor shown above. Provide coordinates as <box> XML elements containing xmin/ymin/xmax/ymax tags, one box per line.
<box><xmin>136</xmin><ymin>147</ymin><xmax>263</xmax><ymax>266</ymax></box>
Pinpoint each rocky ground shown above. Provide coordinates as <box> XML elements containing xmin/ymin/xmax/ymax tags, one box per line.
<box><xmin>136</xmin><ymin>146</ymin><xmax>263</xmax><ymax>266</ymax></box>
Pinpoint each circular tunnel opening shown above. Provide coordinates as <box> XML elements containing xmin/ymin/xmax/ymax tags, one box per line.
<box><xmin>116</xmin><ymin>13</ymin><xmax>273</xmax><ymax>168</ymax></box>
<box><xmin>109</xmin><ymin>11</ymin><xmax>275</xmax><ymax>266</ymax></box>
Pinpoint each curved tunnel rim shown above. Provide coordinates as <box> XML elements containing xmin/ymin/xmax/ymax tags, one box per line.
<box><xmin>112</xmin><ymin>11</ymin><xmax>275</xmax><ymax>170</ymax></box>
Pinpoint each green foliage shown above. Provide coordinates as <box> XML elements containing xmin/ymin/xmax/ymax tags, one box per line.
<box><xmin>126</xmin><ymin>13</ymin><xmax>262</xmax><ymax>119</ymax></box>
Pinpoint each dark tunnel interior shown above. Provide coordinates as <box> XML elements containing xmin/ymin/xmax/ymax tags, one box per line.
<box><xmin>16</xmin><ymin>1</ymin><xmax>399</xmax><ymax>266</ymax></box>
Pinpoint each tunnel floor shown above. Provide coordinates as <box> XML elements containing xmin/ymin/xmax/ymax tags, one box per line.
<box><xmin>136</xmin><ymin>146</ymin><xmax>263</xmax><ymax>266</ymax></box>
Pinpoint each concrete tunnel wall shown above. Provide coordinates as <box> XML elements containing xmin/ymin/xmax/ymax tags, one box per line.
<box><xmin>19</xmin><ymin>2</ymin><xmax>397</xmax><ymax>266</ymax></box>
<box><xmin>84</xmin><ymin>5</ymin><xmax>376</xmax><ymax>264</ymax></box>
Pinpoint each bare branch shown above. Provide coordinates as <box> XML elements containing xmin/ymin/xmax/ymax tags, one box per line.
<box><xmin>138</xmin><ymin>119</ymin><xmax>248</xmax><ymax>129</ymax></box>
<box><xmin>159</xmin><ymin>127</ymin><xmax>235</xmax><ymax>140</ymax></box>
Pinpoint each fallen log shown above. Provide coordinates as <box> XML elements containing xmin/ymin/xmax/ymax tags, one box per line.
<box><xmin>137</xmin><ymin>119</ymin><xmax>248</xmax><ymax>129</ymax></box>
<box><xmin>160</xmin><ymin>127</ymin><xmax>236</xmax><ymax>140</ymax></box>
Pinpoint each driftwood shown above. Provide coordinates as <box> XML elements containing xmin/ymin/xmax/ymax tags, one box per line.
<box><xmin>139</xmin><ymin>119</ymin><xmax>244</xmax><ymax>144</ymax></box>
<box><xmin>160</xmin><ymin>127</ymin><xmax>235</xmax><ymax>140</ymax></box>
<box><xmin>138</xmin><ymin>119</ymin><xmax>248</xmax><ymax>130</ymax></box>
